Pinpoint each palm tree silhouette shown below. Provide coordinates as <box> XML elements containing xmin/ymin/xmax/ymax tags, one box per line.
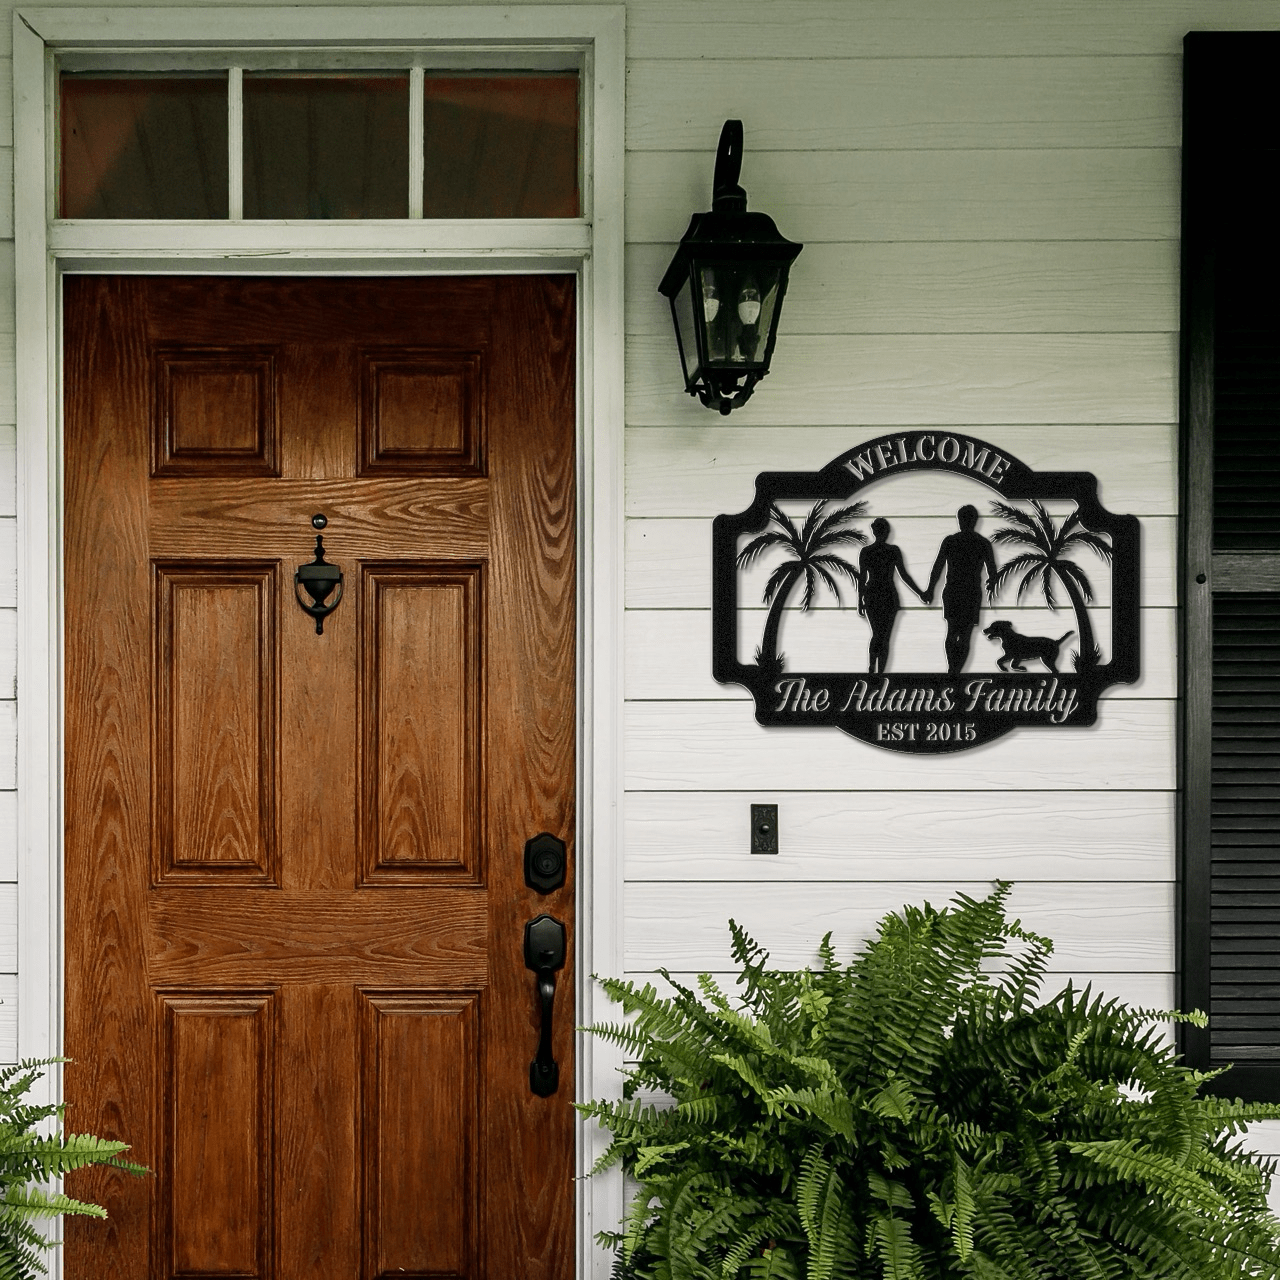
<box><xmin>736</xmin><ymin>499</ymin><xmax>868</xmax><ymax>673</ymax></box>
<box><xmin>988</xmin><ymin>500</ymin><xmax>1112</xmax><ymax>670</ymax></box>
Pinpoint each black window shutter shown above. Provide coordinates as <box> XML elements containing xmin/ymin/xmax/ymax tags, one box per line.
<box><xmin>1181</xmin><ymin>31</ymin><xmax>1280</xmax><ymax>1099</ymax></box>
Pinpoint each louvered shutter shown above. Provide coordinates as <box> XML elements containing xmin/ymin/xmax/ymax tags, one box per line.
<box><xmin>1181</xmin><ymin>32</ymin><xmax>1280</xmax><ymax>1099</ymax></box>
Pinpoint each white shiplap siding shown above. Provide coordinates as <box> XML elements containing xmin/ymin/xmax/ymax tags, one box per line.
<box><xmin>2</xmin><ymin>0</ymin><xmax>1280</xmax><ymax>1207</ymax></box>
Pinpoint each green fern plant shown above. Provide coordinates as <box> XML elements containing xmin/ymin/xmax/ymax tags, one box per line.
<box><xmin>581</xmin><ymin>883</ymin><xmax>1280</xmax><ymax>1280</ymax></box>
<box><xmin>0</xmin><ymin>1058</ymin><xmax>146</xmax><ymax>1280</ymax></box>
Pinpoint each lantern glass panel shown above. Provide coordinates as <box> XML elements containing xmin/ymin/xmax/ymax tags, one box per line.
<box><xmin>698</xmin><ymin>263</ymin><xmax>783</xmax><ymax>370</ymax></box>
<box><xmin>670</xmin><ymin>270</ymin><xmax>701</xmax><ymax>388</ymax></box>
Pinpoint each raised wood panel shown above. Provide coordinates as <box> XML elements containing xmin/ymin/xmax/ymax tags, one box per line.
<box><xmin>626</xmin><ymin>515</ymin><xmax>1175</xmax><ymax>608</ymax></box>
<box><xmin>147</xmin><ymin>480</ymin><xmax>487</xmax><ymax>559</ymax></box>
<box><xmin>359</xmin><ymin>349</ymin><xmax>485</xmax><ymax>477</ymax></box>
<box><xmin>628</xmin><ymin>241</ymin><xmax>1180</xmax><ymax>337</ymax></box>
<box><xmin>624</xmin><ymin>789</ymin><xmax>1174</xmax><ymax>882</ymax></box>
<box><xmin>624</xmin><ymin>880</ymin><xmax>1175</xmax><ymax>972</ymax></box>
<box><xmin>627</xmin><ymin>56</ymin><xmax>1178</xmax><ymax>150</ymax></box>
<box><xmin>359</xmin><ymin>566</ymin><xmax>482</xmax><ymax>884</ymax></box>
<box><xmin>626</xmin><ymin>149</ymin><xmax>1177</xmax><ymax>245</ymax></box>
<box><xmin>148</xmin><ymin>888</ymin><xmax>488</xmax><ymax>986</ymax></box>
<box><xmin>625</xmin><ymin>425</ymin><xmax>1177</xmax><ymax>517</ymax></box>
<box><xmin>628</xmin><ymin>333</ymin><xmax>1178</xmax><ymax>428</ymax></box>
<box><xmin>154</xmin><ymin>564</ymin><xmax>277</xmax><ymax>883</ymax></box>
<box><xmin>159</xmin><ymin>992</ymin><xmax>273</xmax><ymax>1280</ymax></box>
<box><xmin>154</xmin><ymin>347</ymin><xmax>278</xmax><ymax>477</ymax></box>
<box><xmin>626</xmin><ymin>606</ymin><xmax>1175</xmax><ymax>701</ymax></box>
<box><xmin>359</xmin><ymin>992</ymin><xmax>479</xmax><ymax>1280</ymax></box>
<box><xmin>626</xmin><ymin>699</ymin><xmax>1176</xmax><ymax>791</ymax></box>
<box><xmin>625</xmin><ymin>1</ymin><xmax>1280</xmax><ymax>59</ymax></box>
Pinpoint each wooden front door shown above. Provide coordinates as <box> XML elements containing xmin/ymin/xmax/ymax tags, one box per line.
<box><xmin>63</xmin><ymin>276</ymin><xmax>576</xmax><ymax>1279</ymax></box>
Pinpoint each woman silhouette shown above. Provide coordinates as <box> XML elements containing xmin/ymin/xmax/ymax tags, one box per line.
<box><xmin>859</xmin><ymin>517</ymin><xmax>927</xmax><ymax>673</ymax></box>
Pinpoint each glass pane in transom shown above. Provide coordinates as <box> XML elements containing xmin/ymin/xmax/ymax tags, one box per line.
<box><xmin>422</xmin><ymin>74</ymin><xmax>579</xmax><ymax>218</ymax></box>
<box><xmin>244</xmin><ymin>74</ymin><xmax>410</xmax><ymax>218</ymax></box>
<box><xmin>60</xmin><ymin>75</ymin><xmax>229</xmax><ymax>218</ymax></box>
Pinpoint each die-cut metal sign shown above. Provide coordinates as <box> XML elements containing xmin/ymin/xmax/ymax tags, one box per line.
<box><xmin>711</xmin><ymin>432</ymin><xmax>1140</xmax><ymax>753</ymax></box>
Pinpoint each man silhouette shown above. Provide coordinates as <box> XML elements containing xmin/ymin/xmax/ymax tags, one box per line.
<box><xmin>924</xmin><ymin>505</ymin><xmax>998</xmax><ymax>677</ymax></box>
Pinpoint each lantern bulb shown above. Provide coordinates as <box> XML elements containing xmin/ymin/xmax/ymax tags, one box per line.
<box><xmin>738</xmin><ymin>287</ymin><xmax>761</xmax><ymax>326</ymax></box>
<box><xmin>702</xmin><ymin>285</ymin><xmax>720</xmax><ymax>323</ymax></box>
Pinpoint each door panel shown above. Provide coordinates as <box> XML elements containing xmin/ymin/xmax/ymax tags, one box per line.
<box><xmin>64</xmin><ymin>276</ymin><xmax>576</xmax><ymax>1279</ymax></box>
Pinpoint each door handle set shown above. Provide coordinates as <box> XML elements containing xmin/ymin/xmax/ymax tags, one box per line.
<box><xmin>524</xmin><ymin>914</ymin><xmax>566</xmax><ymax>1097</ymax></box>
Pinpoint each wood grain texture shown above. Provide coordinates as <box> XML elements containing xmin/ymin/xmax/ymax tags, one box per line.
<box><xmin>360</xmin><ymin>992</ymin><xmax>479</xmax><ymax>1279</ymax></box>
<box><xmin>623</xmin><ymin>880</ymin><xmax>1175</xmax><ymax>972</ymax></box>
<box><xmin>625</xmin><ymin>0</ymin><xmax>1280</xmax><ymax>59</ymax></box>
<box><xmin>626</xmin><ymin>607</ymin><xmax>1176</xmax><ymax>701</ymax></box>
<box><xmin>360</xmin><ymin>565</ymin><xmax>482</xmax><ymax>883</ymax></box>
<box><xmin>627</xmin><ymin>57</ymin><xmax>1179</xmax><ymax>151</ymax></box>
<box><xmin>0</xmin><ymin>973</ymin><xmax>15</xmax><ymax>1062</ymax></box>
<box><xmin>64</xmin><ymin>277</ymin><xmax>577</xmax><ymax>1277</ymax></box>
<box><xmin>160</xmin><ymin>993</ymin><xmax>273</xmax><ymax>1279</ymax></box>
<box><xmin>0</xmin><ymin>423</ymin><xmax>14</xmax><ymax>516</ymax></box>
<box><xmin>624</xmin><ymin>789</ymin><xmax>1174</xmax><ymax>881</ymax></box>
<box><xmin>625</xmin><ymin>424</ymin><xmax>1177</xmax><ymax>517</ymax></box>
<box><xmin>626</xmin><ymin>516</ymin><xmax>1175</xmax><ymax>609</ymax></box>
<box><xmin>0</xmin><ymin>884</ymin><xmax>14</xmax><ymax>969</ymax></box>
<box><xmin>154</xmin><ymin>563</ymin><xmax>277</xmax><ymax>883</ymax></box>
<box><xmin>626</xmin><ymin>699</ymin><xmax>1175</xmax><ymax>792</ymax></box>
<box><xmin>147</xmin><ymin>479</ymin><xmax>488</xmax><ymax>557</ymax></box>
<box><xmin>627</xmin><ymin>334</ymin><xmax>1178</xmax><ymax>427</ymax></box>
<box><xmin>628</xmin><ymin>241</ymin><xmax>1180</xmax><ymax>337</ymax></box>
<box><xmin>626</xmin><ymin>148</ymin><xmax>1177</xmax><ymax>245</ymax></box>
<box><xmin>0</xmin><ymin>519</ymin><xmax>15</xmax><ymax>606</ymax></box>
<box><xmin>0</xmin><ymin>609</ymin><xmax>14</xmax><ymax>699</ymax></box>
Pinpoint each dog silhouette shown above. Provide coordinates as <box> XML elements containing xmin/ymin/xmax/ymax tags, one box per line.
<box><xmin>983</xmin><ymin>620</ymin><xmax>1073</xmax><ymax>673</ymax></box>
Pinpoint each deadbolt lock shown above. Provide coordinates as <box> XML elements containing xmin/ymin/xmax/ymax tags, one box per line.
<box><xmin>524</xmin><ymin>833</ymin><xmax>567</xmax><ymax>894</ymax></box>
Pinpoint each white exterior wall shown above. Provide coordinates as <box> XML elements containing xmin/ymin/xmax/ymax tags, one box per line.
<box><xmin>2</xmin><ymin>0</ymin><xmax>1280</xmax><ymax>1181</ymax></box>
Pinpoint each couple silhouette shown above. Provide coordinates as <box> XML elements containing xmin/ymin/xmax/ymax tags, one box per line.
<box><xmin>858</xmin><ymin>505</ymin><xmax>997</xmax><ymax>676</ymax></box>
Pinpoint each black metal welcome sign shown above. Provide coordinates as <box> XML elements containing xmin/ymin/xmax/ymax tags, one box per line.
<box><xmin>711</xmin><ymin>432</ymin><xmax>1140</xmax><ymax>753</ymax></box>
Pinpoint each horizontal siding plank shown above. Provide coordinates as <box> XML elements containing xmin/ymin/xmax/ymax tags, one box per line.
<box><xmin>627</xmin><ymin>149</ymin><xmax>1177</xmax><ymax>245</ymax></box>
<box><xmin>627</xmin><ymin>57</ymin><xmax>1178</xmax><ymax>151</ymax></box>
<box><xmin>626</xmin><ymin>606</ymin><xmax>1175</xmax><ymax>701</ymax></box>
<box><xmin>625</xmin><ymin>515</ymin><xmax>1175</xmax><ymax>609</ymax></box>
<box><xmin>623</xmin><ymin>880</ymin><xmax>1175</xmax><ymax>971</ymax></box>
<box><xmin>0</xmin><ymin>610</ymin><xmax>13</xmax><ymax>699</ymax></box>
<box><xmin>0</xmin><ymin>704</ymin><xmax>13</xmax><ymax>791</ymax></box>
<box><xmin>0</xmin><ymin>974</ymin><xmax>14</xmax><ymax>1064</ymax></box>
<box><xmin>626</xmin><ymin>699</ymin><xmax>1175</xmax><ymax>791</ymax></box>
<box><xmin>625</xmin><ymin>970</ymin><xmax>1177</xmax><ymax>1028</ymax></box>
<box><xmin>626</xmin><ymin>1</ymin><xmax>1280</xmax><ymax>59</ymax></box>
<box><xmin>0</xmin><ymin>426</ymin><xmax>12</xmax><ymax>518</ymax></box>
<box><xmin>0</xmin><ymin>520</ymin><xmax>14</xmax><ymax>608</ymax></box>
<box><xmin>628</xmin><ymin>241</ymin><xmax>1179</xmax><ymax>337</ymax></box>
<box><xmin>627</xmin><ymin>334</ymin><xmax>1178</xmax><ymax>427</ymax></box>
<box><xmin>0</xmin><ymin>885</ymin><xmax>13</xmax><ymax>971</ymax></box>
<box><xmin>624</xmin><ymin>789</ymin><xmax>1174</xmax><ymax>882</ymax></box>
<box><xmin>625</xmin><ymin>425</ymin><xmax>1177</xmax><ymax>517</ymax></box>
<box><xmin>0</xmin><ymin>791</ymin><xmax>13</xmax><ymax>882</ymax></box>
<box><xmin>0</xmin><ymin>248</ymin><xmax>12</xmax><ymax>334</ymax></box>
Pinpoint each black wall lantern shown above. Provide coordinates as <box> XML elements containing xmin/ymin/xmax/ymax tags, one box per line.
<box><xmin>659</xmin><ymin>120</ymin><xmax>803</xmax><ymax>415</ymax></box>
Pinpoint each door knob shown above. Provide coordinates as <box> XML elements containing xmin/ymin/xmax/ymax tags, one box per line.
<box><xmin>524</xmin><ymin>914</ymin><xmax>566</xmax><ymax>1097</ymax></box>
<box><xmin>294</xmin><ymin>513</ymin><xmax>344</xmax><ymax>634</ymax></box>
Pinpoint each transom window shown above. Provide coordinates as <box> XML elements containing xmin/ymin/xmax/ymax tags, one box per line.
<box><xmin>59</xmin><ymin>67</ymin><xmax>580</xmax><ymax>219</ymax></box>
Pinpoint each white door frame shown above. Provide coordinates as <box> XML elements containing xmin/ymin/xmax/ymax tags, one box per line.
<box><xmin>12</xmin><ymin>8</ymin><xmax>625</xmax><ymax>1275</ymax></box>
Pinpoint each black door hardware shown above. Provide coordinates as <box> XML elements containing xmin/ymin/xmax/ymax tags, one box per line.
<box><xmin>524</xmin><ymin>833</ymin><xmax>567</xmax><ymax>894</ymax></box>
<box><xmin>751</xmin><ymin>803</ymin><xmax>778</xmax><ymax>855</ymax></box>
<box><xmin>294</xmin><ymin>514</ymin><xmax>344</xmax><ymax>635</ymax></box>
<box><xmin>524</xmin><ymin>914</ymin><xmax>566</xmax><ymax>1097</ymax></box>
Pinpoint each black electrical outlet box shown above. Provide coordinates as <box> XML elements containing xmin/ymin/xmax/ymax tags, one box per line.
<box><xmin>524</xmin><ymin>833</ymin><xmax>567</xmax><ymax>892</ymax></box>
<box><xmin>751</xmin><ymin>804</ymin><xmax>778</xmax><ymax>855</ymax></box>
